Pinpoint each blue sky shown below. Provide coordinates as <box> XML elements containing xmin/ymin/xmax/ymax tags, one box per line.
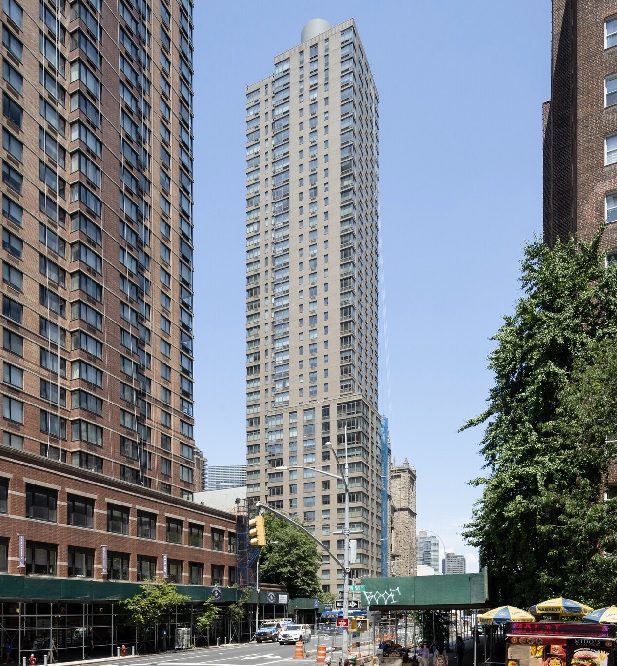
<box><xmin>193</xmin><ymin>1</ymin><xmax>551</xmax><ymax>571</ymax></box>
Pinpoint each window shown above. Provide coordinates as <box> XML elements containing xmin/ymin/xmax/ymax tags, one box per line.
<box><xmin>107</xmin><ymin>551</ymin><xmax>129</xmax><ymax>580</ymax></box>
<box><xmin>40</xmin><ymin>379</ymin><xmax>66</xmax><ymax>407</ymax></box>
<box><xmin>607</xmin><ymin>17</ymin><xmax>617</xmax><ymax>49</ymax></box>
<box><xmin>3</xmin><ymin>395</ymin><xmax>22</xmax><ymax>422</ymax></box>
<box><xmin>71</xmin><ymin>331</ymin><xmax>103</xmax><ymax>358</ymax></box>
<box><xmin>2</xmin><ymin>160</ymin><xmax>21</xmax><ymax>193</ymax></box>
<box><xmin>107</xmin><ymin>504</ymin><xmax>129</xmax><ymax>534</ymax></box>
<box><xmin>0</xmin><ymin>538</ymin><xmax>6</xmax><ymax>572</ymax></box>
<box><xmin>40</xmin><ymin>348</ymin><xmax>66</xmax><ymax>378</ymax></box>
<box><xmin>3</xmin><ymin>91</ymin><xmax>21</xmax><ymax>128</ymax></box>
<box><xmin>71</xmin><ymin>450</ymin><xmax>103</xmax><ymax>473</ymax></box>
<box><xmin>137</xmin><ymin>555</ymin><xmax>156</xmax><ymax>581</ymax></box>
<box><xmin>3</xmin><ymin>361</ymin><xmax>21</xmax><ymax>389</ymax></box>
<box><xmin>71</xmin><ymin>389</ymin><xmax>102</xmax><ymax>415</ymax></box>
<box><xmin>26</xmin><ymin>485</ymin><xmax>57</xmax><ymax>521</ymax></box>
<box><xmin>3</xmin><ymin>261</ymin><xmax>21</xmax><ymax>290</ymax></box>
<box><xmin>2</xmin><ymin>228</ymin><xmax>21</xmax><ymax>257</ymax></box>
<box><xmin>2</xmin><ymin>25</ymin><xmax>22</xmax><ymax>61</ymax></box>
<box><xmin>40</xmin><ymin>409</ymin><xmax>66</xmax><ymax>439</ymax></box>
<box><xmin>189</xmin><ymin>562</ymin><xmax>203</xmax><ymax>585</ymax></box>
<box><xmin>137</xmin><ymin>511</ymin><xmax>157</xmax><ymax>539</ymax></box>
<box><xmin>211</xmin><ymin>528</ymin><xmax>224</xmax><ymax>551</ymax></box>
<box><xmin>228</xmin><ymin>532</ymin><xmax>237</xmax><ymax>553</ymax></box>
<box><xmin>3</xmin><ymin>128</ymin><xmax>21</xmax><ymax>161</ymax></box>
<box><xmin>168</xmin><ymin>559</ymin><xmax>182</xmax><ymax>583</ymax></box>
<box><xmin>3</xmin><ymin>195</ymin><xmax>22</xmax><ymax>226</ymax></box>
<box><xmin>3</xmin><ymin>58</ymin><xmax>21</xmax><ymax>93</ymax></box>
<box><xmin>68</xmin><ymin>546</ymin><xmax>94</xmax><ymax>577</ymax></box>
<box><xmin>188</xmin><ymin>523</ymin><xmax>203</xmax><ymax>547</ymax></box>
<box><xmin>2</xmin><ymin>295</ymin><xmax>20</xmax><ymax>322</ymax></box>
<box><xmin>2</xmin><ymin>430</ymin><xmax>21</xmax><ymax>449</ymax></box>
<box><xmin>71</xmin><ymin>120</ymin><xmax>101</xmax><ymax>157</ymax></box>
<box><xmin>67</xmin><ymin>494</ymin><xmax>94</xmax><ymax>528</ymax></box>
<box><xmin>26</xmin><ymin>541</ymin><xmax>56</xmax><ymax>575</ymax></box>
<box><xmin>166</xmin><ymin>517</ymin><xmax>183</xmax><ymax>544</ymax></box>
<box><xmin>607</xmin><ymin>134</ymin><xmax>617</xmax><ymax>165</ymax></box>
<box><xmin>180</xmin><ymin>464</ymin><xmax>193</xmax><ymax>483</ymax></box>
<box><xmin>3</xmin><ymin>327</ymin><xmax>21</xmax><ymax>355</ymax></box>
<box><xmin>607</xmin><ymin>192</ymin><xmax>617</xmax><ymax>224</ymax></box>
<box><xmin>211</xmin><ymin>564</ymin><xmax>224</xmax><ymax>586</ymax></box>
<box><xmin>0</xmin><ymin>477</ymin><xmax>6</xmax><ymax>512</ymax></box>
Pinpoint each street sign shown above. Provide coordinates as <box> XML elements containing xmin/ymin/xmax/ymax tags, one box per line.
<box><xmin>336</xmin><ymin>599</ymin><xmax>359</xmax><ymax>609</ymax></box>
<box><xmin>349</xmin><ymin>585</ymin><xmax>365</xmax><ymax>592</ymax></box>
<box><xmin>336</xmin><ymin>618</ymin><xmax>349</xmax><ymax>628</ymax></box>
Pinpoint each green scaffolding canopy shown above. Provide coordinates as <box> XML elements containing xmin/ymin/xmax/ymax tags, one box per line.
<box><xmin>360</xmin><ymin>571</ymin><xmax>490</xmax><ymax>610</ymax></box>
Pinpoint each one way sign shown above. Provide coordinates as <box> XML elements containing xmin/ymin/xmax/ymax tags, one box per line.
<box><xmin>336</xmin><ymin>599</ymin><xmax>359</xmax><ymax>609</ymax></box>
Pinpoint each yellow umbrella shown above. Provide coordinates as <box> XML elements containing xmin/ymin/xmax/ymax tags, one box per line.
<box><xmin>582</xmin><ymin>606</ymin><xmax>617</xmax><ymax>624</ymax></box>
<box><xmin>478</xmin><ymin>605</ymin><xmax>535</xmax><ymax>625</ymax></box>
<box><xmin>530</xmin><ymin>597</ymin><xmax>593</xmax><ymax>618</ymax></box>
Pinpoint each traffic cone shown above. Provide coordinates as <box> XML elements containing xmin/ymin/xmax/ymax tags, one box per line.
<box><xmin>293</xmin><ymin>640</ymin><xmax>305</xmax><ymax>659</ymax></box>
<box><xmin>316</xmin><ymin>644</ymin><xmax>328</xmax><ymax>662</ymax></box>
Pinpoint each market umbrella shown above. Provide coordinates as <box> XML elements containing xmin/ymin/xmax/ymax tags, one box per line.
<box><xmin>582</xmin><ymin>607</ymin><xmax>617</xmax><ymax>624</ymax></box>
<box><xmin>478</xmin><ymin>606</ymin><xmax>535</xmax><ymax>625</ymax></box>
<box><xmin>529</xmin><ymin>597</ymin><xmax>593</xmax><ymax>618</ymax></box>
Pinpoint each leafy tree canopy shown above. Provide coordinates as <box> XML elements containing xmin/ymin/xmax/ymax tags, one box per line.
<box><xmin>120</xmin><ymin>578</ymin><xmax>190</xmax><ymax>627</ymax></box>
<box><xmin>463</xmin><ymin>231</ymin><xmax>617</xmax><ymax>607</ymax></box>
<box><xmin>195</xmin><ymin>597</ymin><xmax>220</xmax><ymax>636</ymax></box>
<box><xmin>258</xmin><ymin>514</ymin><xmax>321</xmax><ymax>598</ymax></box>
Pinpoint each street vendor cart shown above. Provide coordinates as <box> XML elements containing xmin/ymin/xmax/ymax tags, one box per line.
<box><xmin>506</xmin><ymin>622</ymin><xmax>616</xmax><ymax>666</ymax></box>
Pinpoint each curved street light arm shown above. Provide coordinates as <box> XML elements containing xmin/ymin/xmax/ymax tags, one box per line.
<box><xmin>255</xmin><ymin>501</ymin><xmax>345</xmax><ymax>570</ymax></box>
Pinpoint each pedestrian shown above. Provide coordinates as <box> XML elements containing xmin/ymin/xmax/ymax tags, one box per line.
<box><xmin>435</xmin><ymin>647</ymin><xmax>449</xmax><ymax>666</ymax></box>
<box><xmin>420</xmin><ymin>642</ymin><xmax>430</xmax><ymax>666</ymax></box>
<box><xmin>455</xmin><ymin>636</ymin><xmax>465</xmax><ymax>666</ymax></box>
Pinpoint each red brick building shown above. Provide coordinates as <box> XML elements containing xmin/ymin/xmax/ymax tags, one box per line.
<box><xmin>0</xmin><ymin>448</ymin><xmax>237</xmax><ymax>584</ymax></box>
<box><xmin>544</xmin><ymin>0</ymin><xmax>617</xmax><ymax>250</ymax></box>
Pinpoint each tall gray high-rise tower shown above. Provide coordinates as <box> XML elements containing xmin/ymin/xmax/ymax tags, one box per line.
<box><xmin>244</xmin><ymin>18</ymin><xmax>382</xmax><ymax>591</ymax></box>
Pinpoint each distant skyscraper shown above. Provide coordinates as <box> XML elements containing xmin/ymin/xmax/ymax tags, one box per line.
<box><xmin>417</xmin><ymin>531</ymin><xmax>440</xmax><ymax>574</ymax></box>
<box><xmin>442</xmin><ymin>552</ymin><xmax>466</xmax><ymax>575</ymax></box>
<box><xmin>244</xmin><ymin>18</ymin><xmax>382</xmax><ymax>592</ymax></box>
<box><xmin>204</xmin><ymin>463</ymin><xmax>247</xmax><ymax>490</ymax></box>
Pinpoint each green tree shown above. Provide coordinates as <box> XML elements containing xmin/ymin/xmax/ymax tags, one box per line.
<box><xmin>463</xmin><ymin>231</ymin><xmax>617</xmax><ymax>607</ymax></box>
<box><xmin>227</xmin><ymin>587</ymin><xmax>251</xmax><ymax>623</ymax></box>
<box><xmin>259</xmin><ymin>514</ymin><xmax>321</xmax><ymax>598</ymax></box>
<box><xmin>318</xmin><ymin>590</ymin><xmax>337</xmax><ymax>606</ymax></box>
<box><xmin>194</xmin><ymin>597</ymin><xmax>220</xmax><ymax>638</ymax></box>
<box><xmin>120</xmin><ymin>578</ymin><xmax>191</xmax><ymax>629</ymax></box>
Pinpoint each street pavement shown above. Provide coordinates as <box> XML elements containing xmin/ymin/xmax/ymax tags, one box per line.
<box><xmin>59</xmin><ymin>640</ymin><xmax>325</xmax><ymax>666</ymax></box>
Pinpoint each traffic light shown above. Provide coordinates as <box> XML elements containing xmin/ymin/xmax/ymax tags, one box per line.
<box><xmin>350</xmin><ymin>618</ymin><xmax>358</xmax><ymax>632</ymax></box>
<box><xmin>249</xmin><ymin>515</ymin><xmax>266</xmax><ymax>546</ymax></box>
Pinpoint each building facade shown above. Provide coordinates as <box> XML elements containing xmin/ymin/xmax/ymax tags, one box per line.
<box><xmin>203</xmin><ymin>462</ymin><xmax>247</xmax><ymax>490</ymax></box>
<box><xmin>442</xmin><ymin>552</ymin><xmax>466</xmax><ymax>575</ymax></box>
<box><xmin>543</xmin><ymin>0</ymin><xmax>617</xmax><ymax>248</ymax></box>
<box><xmin>244</xmin><ymin>18</ymin><xmax>383</xmax><ymax>592</ymax></box>
<box><xmin>389</xmin><ymin>459</ymin><xmax>417</xmax><ymax>577</ymax></box>
<box><xmin>0</xmin><ymin>0</ymin><xmax>240</xmax><ymax>654</ymax></box>
<box><xmin>416</xmin><ymin>531</ymin><xmax>440</xmax><ymax>575</ymax></box>
<box><xmin>0</xmin><ymin>0</ymin><xmax>197</xmax><ymax>490</ymax></box>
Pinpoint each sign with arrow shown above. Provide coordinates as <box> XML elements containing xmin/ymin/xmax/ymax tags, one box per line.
<box><xmin>336</xmin><ymin>599</ymin><xmax>360</xmax><ymax>609</ymax></box>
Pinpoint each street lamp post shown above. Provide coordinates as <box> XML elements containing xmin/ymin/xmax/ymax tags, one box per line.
<box><xmin>273</xmin><ymin>426</ymin><xmax>351</xmax><ymax>660</ymax></box>
<box><xmin>331</xmin><ymin>426</ymin><xmax>351</xmax><ymax>662</ymax></box>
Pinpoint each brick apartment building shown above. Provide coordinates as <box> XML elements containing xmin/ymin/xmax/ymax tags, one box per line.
<box><xmin>0</xmin><ymin>0</ymin><xmax>242</xmax><ymax>659</ymax></box>
<box><xmin>544</xmin><ymin>0</ymin><xmax>617</xmax><ymax>249</ymax></box>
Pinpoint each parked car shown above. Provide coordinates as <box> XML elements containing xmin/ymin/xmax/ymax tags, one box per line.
<box><xmin>255</xmin><ymin>624</ymin><xmax>281</xmax><ymax>643</ymax></box>
<box><xmin>279</xmin><ymin>624</ymin><xmax>311</xmax><ymax>645</ymax></box>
